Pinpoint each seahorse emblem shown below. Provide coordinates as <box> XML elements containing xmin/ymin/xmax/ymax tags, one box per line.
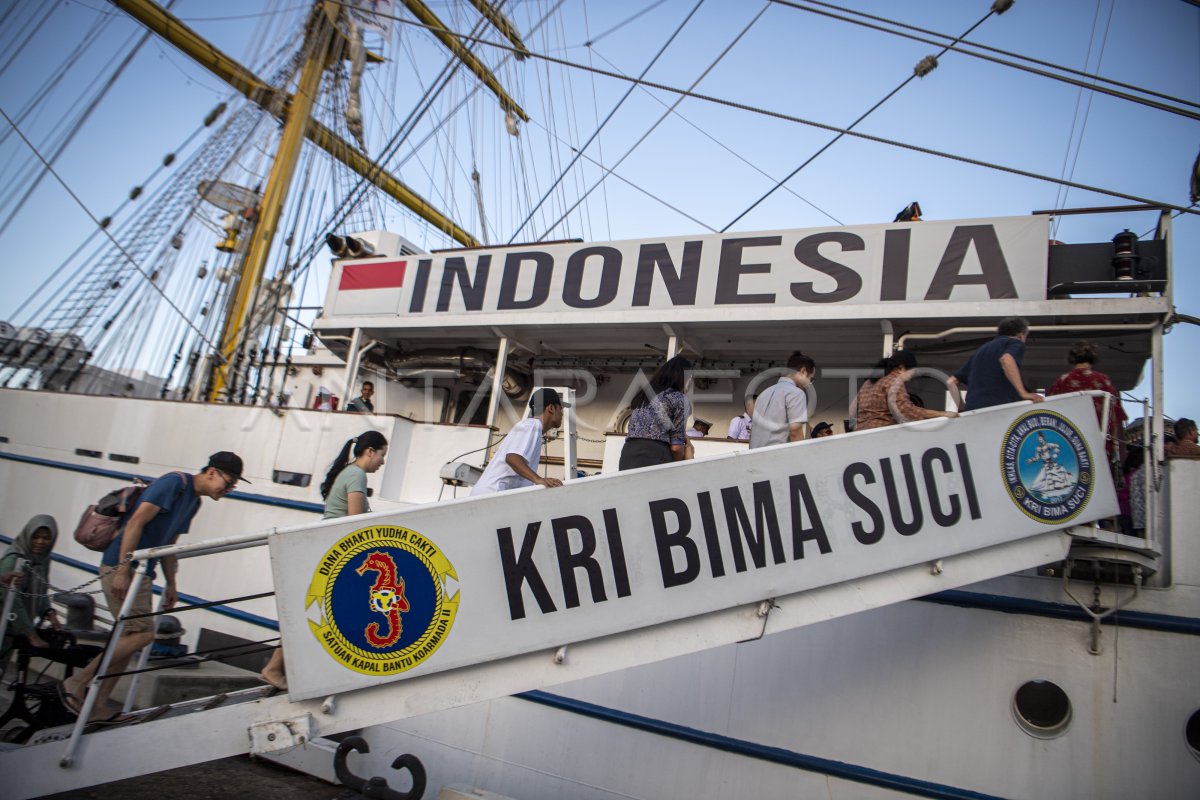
<box><xmin>355</xmin><ymin>551</ymin><xmax>409</xmax><ymax>648</ymax></box>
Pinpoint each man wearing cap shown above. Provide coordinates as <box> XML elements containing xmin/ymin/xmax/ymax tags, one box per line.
<box><xmin>471</xmin><ymin>389</ymin><xmax>567</xmax><ymax>496</ymax></box>
<box><xmin>686</xmin><ymin>418</ymin><xmax>712</xmax><ymax>439</ymax></box>
<box><xmin>62</xmin><ymin>452</ymin><xmax>248</xmax><ymax>721</ymax></box>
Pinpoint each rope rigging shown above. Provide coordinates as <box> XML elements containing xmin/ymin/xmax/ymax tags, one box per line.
<box><xmin>773</xmin><ymin>0</ymin><xmax>1200</xmax><ymax>115</ymax></box>
<box><xmin>723</xmin><ymin>2</ymin><xmax>1004</xmax><ymax>232</ymax></box>
<box><xmin>507</xmin><ymin>0</ymin><xmax>709</xmax><ymax>245</ymax></box>
<box><xmin>370</xmin><ymin>9</ymin><xmax>1198</xmax><ymax>217</ymax></box>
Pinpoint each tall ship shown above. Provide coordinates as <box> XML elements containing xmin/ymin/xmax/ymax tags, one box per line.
<box><xmin>0</xmin><ymin>1</ymin><xmax>1197</xmax><ymax>798</ymax></box>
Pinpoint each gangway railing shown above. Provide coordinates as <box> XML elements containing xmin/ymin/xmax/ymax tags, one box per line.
<box><xmin>0</xmin><ymin>394</ymin><xmax>1128</xmax><ymax>800</ymax></box>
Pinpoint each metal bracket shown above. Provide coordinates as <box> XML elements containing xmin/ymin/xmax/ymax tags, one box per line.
<box><xmin>248</xmin><ymin>714</ymin><xmax>313</xmax><ymax>754</ymax></box>
<box><xmin>1061</xmin><ymin>561</ymin><xmax>1143</xmax><ymax>655</ymax></box>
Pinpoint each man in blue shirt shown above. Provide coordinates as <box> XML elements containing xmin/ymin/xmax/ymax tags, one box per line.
<box><xmin>62</xmin><ymin>452</ymin><xmax>248</xmax><ymax>721</ymax></box>
<box><xmin>948</xmin><ymin>317</ymin><xmax>1044</xmax><ymax>412</ymax></box>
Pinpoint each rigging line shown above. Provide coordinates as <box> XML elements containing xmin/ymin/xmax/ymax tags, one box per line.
<box><xmin>0</xmin><ymin>0</ymin><xmax>61</xmax><ymax>77</ymax></box>
<box><xmin>781</xmin><ymin>0</ymin><xmax>1200</xmax><ymax>113</ymax></box>
<box><xmin>723</xmin><ymin>4</ymin><xmax>1000</xmax><ymax>233</ymax></box>
<box><xmin>1056</xmin><ymin>0</ymin><xmax>1117</xmax><ymax>222</ymax></box>
<box><xmin>579</xmin><ymin>0</ymin><xmax>670</xmax><ymax>49</ymax></box>
<box><xmin>586</xmin><ymin>46</ymin><xmax>843</xmax><ymax>226</ymax></box>
<box><xmin>422</xmin><ymin>18</ymin><xmax>1199</xmax><ymax>216</ymax></box>
<box><xmin>526</xmin><ymin>117</ymin><xmax>714</xmax><ymax>233</ymax></box>
<box><xmin>1051</xmin><ymin>0</ymin><xmax>1107</xmax><ymax>227</ymax></box>
<box><xmin>0</xmin><ymin>107</ymin><xmax>226</xmax><ymax>358</ymax></box>
<box><xmin>0</xmin><ymin>10</ymin><xmax>114</xmax><ymax>153</ymax></box>
<box><xmin>0</xmin><ymin>3</ymin><xmax>172</xmax><ymax>241</ymax></box>
<box><xmin>507</xmin><ymin>0</ymin><xmax>708</xmax><ymax>244</ymax></box>
<box><xmin>6</xmin><ymin>96</ymin><xmax>223</xmax><ymax>330</ymax></box>
<box><xmin>770</xmin><ymin>0</ymin><xmax>1200</xmax><ymax>121</ymax></box>
<box><xmin>175</xmin><ymin>4</ymin><xmax>310</xmax><ymax>23</ymax></box>
<box><xmin>538</xmin><ymin>2</ymin><xmax>770</xmax><ymax>243</ymax></box>
<box><xmin>297</xmin><ymin>1</ymin><xmax>568</xmax><ymax>266</ymax></box>
<box><xmin>579</xmin><ymin>1</ymin><xmax>612</xmax><ymax>241</ymax></box>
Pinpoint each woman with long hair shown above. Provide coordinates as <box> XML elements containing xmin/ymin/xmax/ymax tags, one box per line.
<box><xmin>259</xmin><ymin>431</ymin><xmax>389</xmax><ymax>690</ymax></box>
<box><xmin>319</xmin><ymin>430</ymin><xmax>389</xmax><ymax>517</ymax></box>
<box><xmin>619</xmin><ymin>355</ymin><xmax>693</xmax><ymax>470</ymax></box>
<box><xmin>852</xmin><ymin>351</ymin><xmax>956</xmax><ymax>431</ymax></box>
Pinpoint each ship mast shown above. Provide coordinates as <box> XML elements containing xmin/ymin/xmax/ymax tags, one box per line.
<box><xmin>106</xmin><ymin>0</ymin><xmax>528</xmax><ymax>400</ymax></box>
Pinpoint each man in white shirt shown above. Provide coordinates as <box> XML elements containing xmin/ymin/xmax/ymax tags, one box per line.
<box><xmin>749</xmin><ymin>352</ymin><xmax>816</xmax><ymax>449</ymax></box>
<box><xmin>727</xmin><ymin>395</ymin><xmax>756</xmax><ymax>441</ymax></box>
<box><xmin>471</xmin><ymin>388</ymin><xmax>568</xmax><ymax>496</ymax></box>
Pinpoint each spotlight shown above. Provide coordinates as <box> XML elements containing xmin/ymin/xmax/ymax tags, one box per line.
<box><xmin>325</xmin><ymin>233</ymin><xmax>349</xmax><ymax>258</ymax></box>
<box><xmin>346</xmin><ymin>236</ymin><xmax>375</xmax><ymax>258</ymax></box>
<box><xmin>1111</xmin><ymin>229</ymin><xmax>1140</xmax><ymax>281</ymax></box>
<box><xmin>326</xmin><ymin>233</ymin><xmax>375</xmax><ymax>259</ymax></box>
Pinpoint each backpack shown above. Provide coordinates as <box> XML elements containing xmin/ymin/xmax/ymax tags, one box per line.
<box><xmin>73</xmin><ymin>479</ymin><xmax>149</xmax><ymax>552</ymax></box>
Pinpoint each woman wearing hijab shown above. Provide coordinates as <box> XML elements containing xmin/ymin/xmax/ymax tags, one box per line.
<box><xmin>1</xmin><ymin>515</ymin><xmax>61</xmax><ymax>658</ymax></box>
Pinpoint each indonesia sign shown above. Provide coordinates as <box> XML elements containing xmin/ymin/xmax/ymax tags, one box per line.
<box><xmin>271</xmin><ymin>393</ymin><xmax>1112</xmax><ymax>701</ymax></box>
<box><xmin>324</xmin><ymin>215</ymin><xmax>1049</xmax><ymax>322</ymax></box>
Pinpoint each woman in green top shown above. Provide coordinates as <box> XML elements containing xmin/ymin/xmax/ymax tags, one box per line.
<box><xmin>320</xmin><ymin>430</ymin><xmax>389</xmax><ymax>518</ymax></box>
<box><xmin>1</xmin><ymin>515</ymin><xmax>61</xmax><ymax>661</ymax></box>
<box><xmin>259</xmin><ymin>431</ymin><xmax>388</xmax><ymax>690</ymax></box>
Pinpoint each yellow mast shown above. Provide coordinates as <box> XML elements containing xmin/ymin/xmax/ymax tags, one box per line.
<box><xmin>107</xmin><ymin>0</ymin><xmax>535</xmax><ymax>400</ymax></box>
<box><xmin>206</xmin><ymin>10</ymin><xmax>333</xmax><ymax>400</ymax></box>
<box><xmin>108</xmin><ymin>0</ymin><xmax>488</xmax><ymax>247</ymax></box>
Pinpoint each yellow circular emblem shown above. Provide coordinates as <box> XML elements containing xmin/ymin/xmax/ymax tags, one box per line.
<box><xmin>306</xmin><ymin>525</ymin><xmax>459</xmax><ymax>676</ymax></box>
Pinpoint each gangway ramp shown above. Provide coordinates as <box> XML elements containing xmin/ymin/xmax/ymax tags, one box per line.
<box><xmin>0</xmin><ymin>394</ymin><xmax>1116</xmax><ymax>799</ymax></box>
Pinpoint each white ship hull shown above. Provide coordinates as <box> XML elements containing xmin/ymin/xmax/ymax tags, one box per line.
<box><xmin>2</xmin><ymin>388</ymin><xmax>1197</xmax><ymax>799</ymax></box>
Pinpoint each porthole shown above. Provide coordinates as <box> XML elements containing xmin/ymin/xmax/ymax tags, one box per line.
<box><xmin>1012</xmin><ymin>680</ymin><xmax>1072</xmax><ymax>739</ymax></box>
<box><xmin>1186</xmin><ymin>708</ymin><xmax>1200</xmax><ymax>762</ymax></box>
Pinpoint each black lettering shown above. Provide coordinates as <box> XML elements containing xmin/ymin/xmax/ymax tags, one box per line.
<box><xmin>788</xmin><ymin>474</ymin><xmax>831</xmax><ymax>557</ymax></box>
<box><xmin>564</xmin><ymin>246</ymin><xmax>621</xmax><ymax>308</ymax></box>
<box><xmin>924</xmin><ymin>225</ymin><xmax>1018</xmax><ymax>300</ymax></box>
<box><xmin>697</xmin><ymin>490</ymin><xmax>725</xmax><ymax>578</ymax></box>
<box><xmin>955</xmin><ymin>443</ymin><xmax>982</xmax><ymax>520</ymax></box>
<box><xmin>408</xmin><ymin>258</ymin><xmax>432</xmax><ymax>312</ymax></box>
<box><xmin>880</xmin><ymin>454</ymin><xmax>923</xmax><ymax>536</ymax></box>
<box><xmin>880</xmin><ymin>229</ymin><xmax>910</xmax><ymax>301</ymax></box>
<box><xmin>437</xmin><ymin>255</ymin><xmax>491</xmax><ymax>311</ymax></box>
<box><xmin>721</xmin><ymin>481</ymin><xmax>784</xmax><ymax>572</ymax></box>
<box><xmin>602</xmin><ymin>509</ymin><xmax>632</xmax><ymax>598</ymax></box>
<box><xmin>649</xmin><ymin>498</ymin><xmax>700</xmax><ymax>588</ymax></box>
<box><xmin>552</xmin><ymin>515</ymin><xmax>607</xmax><ymax>609</ymax></box>
<box><xmin>921</xmin><ymin>448</ymin><xmax>961</xmax><ymax>527</ymax></box>
<box><xmin>844</xmin><ymin>462</ymin><xmax>885</xmax><ymax>545</ymax></box>
<box><xmin>790</xmin><ymin>232</ymin><xmax>864</xmax><ymax>303</ymax></box>
<box><xmin>632</xmin><ymin>241</ymin><xmax>702</xmax><ymax>306</ymax></box>
<box><xmin>496</xmin><ymin>523</ymin><xmax>557</xmax><ymax>620</ymax></box>
<box><xmin>715</xmin><ymin>236</ymin><xmax>779</xmax><ymax>304</ymax></box>
<box><xmin>498</xmin><ymin>251</ymin><xmax>553</xmax><ymax>310</ymax></box>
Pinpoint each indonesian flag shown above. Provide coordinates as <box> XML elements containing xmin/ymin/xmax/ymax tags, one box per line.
<box><xmin>338</xmin><ymin>259</ymin><xmax>405</xmax><ymax>290</ymax></box>
<box><xmin>329</xmin><ymin>258</ymin><xmax>406</xmax><ymax>316</ymax></box>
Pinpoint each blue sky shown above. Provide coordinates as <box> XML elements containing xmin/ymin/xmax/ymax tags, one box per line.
<box><xmin>0</xmin><ymin>0</ymin><xmax>1196</xmax><ymax>414</ymax></box>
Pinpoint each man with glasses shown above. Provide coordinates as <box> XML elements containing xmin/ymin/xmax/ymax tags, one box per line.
<box><xmin>947</xmin><ymin>317</ymin><xmax>1044</xmax><ymax>412</ymax></box>
<box><xmin>61</xmin><ymin>451</ymin><xmax>248</xmax><ymax>721</ymax></box>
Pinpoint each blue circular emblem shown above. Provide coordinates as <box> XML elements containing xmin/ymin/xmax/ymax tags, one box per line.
<box><xmin>307</xmin><ymin>525</ymin><xmax>459</xmax><ymax>676</ymax></box>
<box><xmin>1001</xmin><ymin>410</ymin><xmax>1093</xmax><ymax>524</ymax></box>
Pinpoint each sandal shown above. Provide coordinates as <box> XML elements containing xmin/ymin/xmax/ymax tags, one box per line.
<box><xmin>56</xmin><ymin>683</ymin><xmax>83</xmax><ymax>716</ymax></box>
